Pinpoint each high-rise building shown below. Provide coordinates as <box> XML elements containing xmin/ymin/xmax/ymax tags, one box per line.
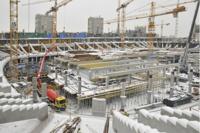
<box><xmin>88</xmin><ymin>17</ymin><xmax>104</xmax><ymax>35</ymax></box>
<box><xmin>126</xmin><ymin>26</ymin><xmax>146</xmax><ymax>37</ymax></box>
<box><xmin>35</xmin><ymin>14</ymin><xmax>53</xmax><ymax>33</ymax></box>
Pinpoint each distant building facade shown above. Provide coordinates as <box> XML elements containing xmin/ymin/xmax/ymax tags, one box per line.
<box><xmin>88</xmin><ymin>17</ymin><xmax>104</xmax><ymax>35</ymax></box>
<box><xmin>35</xmin><ymin>14</ymin><xmax>53</xmax><ymax>33</ymax></box>
<box><xmin>126</xmin><ymin>26</ymin><xmax>146</xmax><ymax>37</ymax></box>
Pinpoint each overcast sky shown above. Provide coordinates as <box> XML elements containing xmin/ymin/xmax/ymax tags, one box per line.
<box><xmin>0</xmin><ymin>0</ymin><xmax>199</xmax><ymax>37</ymax></box>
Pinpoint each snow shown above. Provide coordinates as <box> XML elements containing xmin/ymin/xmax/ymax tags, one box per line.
<box><xmin>0</xmin><ymin>111</ymin><xmax>114</xmax><ymax>133</ymax></box>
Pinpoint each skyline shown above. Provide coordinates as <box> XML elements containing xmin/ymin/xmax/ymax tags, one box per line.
<box><xmin>0</xmin><ymin>0</ymin><xmax>199</xmax><ymax>37</ymax></box>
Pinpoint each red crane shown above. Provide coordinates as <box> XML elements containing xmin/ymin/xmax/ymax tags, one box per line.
<box><xmin>36</xmin><ymin>43</ymin><xmax>66</xmax><ymax>111</ymax></box>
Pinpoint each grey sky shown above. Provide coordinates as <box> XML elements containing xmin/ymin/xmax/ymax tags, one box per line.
<box><xmin>0</xmin><ymin>0</ymin><xmax>199</xmax><ymax>37</ymax></box>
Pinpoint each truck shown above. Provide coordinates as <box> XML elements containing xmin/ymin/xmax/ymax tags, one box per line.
<box><xmin>47</xmin><ymin>87</ymin><xmax>66</xmax><ymax>111</ymax></box>
<box><xmin>37</xmin><ymin>43</ymin><xmax>67</xmax><ymax>111</ymax></box>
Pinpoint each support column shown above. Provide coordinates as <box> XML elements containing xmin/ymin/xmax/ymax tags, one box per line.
<box><xmin>76</xmin><ymin>66</ymin><xmax>79</xmax><ymax>75</ymax></box>
<box><xmin>105</xmin><ymin>76</ymin><xmax>109</xmax><ymax>89</ymax></box>
<box><xmin>78</xmin><ymin>76</ymin><xmax>82</xmax><ymax>94</ymax></box>
<box><xmin>41</xmin><ymin>83</ymin><xmax>47</xmax><ymax>101</ymax></box>
<box><xmin>120</xmin><ymin>83</ymin><xmax>126</xmax><ymax>110</ymax></box>
<box><xmin>188</xmin><ymin>69</ymin><xmax>193</xmax><ymax>93</ymax></box>
<box><xmin>148</xmin><ymin>74</ymin><xmax>153</xmax><ymax>91</ymax></box>
<box><xmin>65</xmin><ymin>73</ymin><xmax>68</xmax><ymax>86</ymax></box>
<box><xmin>162</xmin><ymin>68</ymin><xmax>166</xmax><ymax>89</ymax></box>
<box><xmin>32</xmin><ymin>77</ymin><xmax>38</xmax><ymax>103</ymax></box>
<box><xmin>177</xmin><ymin>66</ymin><xmax>180</xmax><ymax>85</ymax></box>
<box><xmin>127</xmin><ymin>74</ymin><xmax>131</xmax><ymax>84</ymax></box>
<box><xmin>55</xmin><ymin>66</ymin><xmax>58</xmax><ymax>79</ymax></box>
<box><xmin>88</xmin><ymin>70</ymin><xmax>92</xmax><ymax>80</ymax></box>
<box><xmin>147</xmin><ymin>91</ymin><xmax>152</xmax><ymax>104</ymax></box>
<box><xmin>170</xmin><ymin>71</ymin><xmax>175</xmax><ymax>98</ymax></box>
<box><xmin>146</xmin><ymin>71</ymin><xmax>150</xmax><ymax>92</ymax></box>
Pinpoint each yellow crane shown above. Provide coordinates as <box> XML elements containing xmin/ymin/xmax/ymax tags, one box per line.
<box><xmin>23</xmin><ymin>0</ymin><xmax>72</xmax><ymax>43</ymax></box>
<box><xmin>106</xmin><ymin>0</ymin><xmax>196</xmax><ymax>49</ymax></box>
<box><xmin>45</xmin><ymin>0</ymin><xmax>72</xmax><ymax>43</ymax></box>
<box><xmin>117</xmin><ymin>0</ymin><xmax>135</xmax><ymax>48</ymax></box>
<box><xmin>9</xmin><ymin>0</ymin><xmax>19</xmax><ymax>81</ymax></box>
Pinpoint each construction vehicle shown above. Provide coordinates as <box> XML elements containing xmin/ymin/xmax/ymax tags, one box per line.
<box><xmin>180</xmin><ymin>0</ymin><xmax>199</xmax><ymax>73</ymax></box>
<box><xmin>37</xmin><ymin>43</ymin><xmax>67</xmax><ymax>111</ymax></box>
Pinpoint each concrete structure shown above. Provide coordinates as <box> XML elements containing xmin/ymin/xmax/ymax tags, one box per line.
<box><xmin>0</xmin><ymin>98</ymin><xmax>32</xmax><ymax>105</ymax></box>
<box><xmin>88</xmin><ymin>17</ymin><xmax>104</xmax><ymax>35</ymax></box>
<box><xmin>0</xmin><ymin>102</ymin><xmax>48</xmax><ymax>124</ymax></box>
<box><xmin>161</xmin><ymin>107</ymin><xmax>200</xmax><ymax>121</ymax></box>
<box><xmin>112</xmin><ymin>110</ymin><xmax>161</xmax><ymax>133</ymax></box>
<box><xmin>35</xmin><ymin>14</ymin><xmax>53</xmax><ymax>33</ymax></box>
<box><xmin>126</xmin><ymin>26</ymin><xmax>146</xmax><ymax>37</ymax></box>
<box><xmin>92</xmin><ymin>98</ymin><xmax>106</xmax><ymax>117</ymax></box>
<box><xmin>0</xmin><ymin>92</ymin><xmax>20</xmax><ymax>99</ymax></box>
<box><xmin>138</xmin><ymin>109</ymin><xmax>200</xmax><ymax>133</ymax></box>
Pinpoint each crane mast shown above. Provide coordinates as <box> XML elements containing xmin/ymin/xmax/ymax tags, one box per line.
<box><xmin>117</xmin><ymin>0</ymin><xmax>134</xmax><ymax>48</ymax></box>
<box><xmin>117</xmin><ymin>0</ymin><xmax>122</xmax><ymax>35</ymax></box>
<box><xmin>9</xmin><ymin>0</ymin><xmax>19</xmax><ymax>81</ymax></box>
<box><xmin>147</xmin><ymin>2</ymin><xmax>156</xmax><ymax>49</ymax></box>
<box><xmin>46</xmin><ymin>0</ymin><xmax>72</xmax><ymax>43</ymax></box>
<box><xmin>180</xmin><ymin>0</ymin><xmax>199</xmax><ymax>71</ymax></box>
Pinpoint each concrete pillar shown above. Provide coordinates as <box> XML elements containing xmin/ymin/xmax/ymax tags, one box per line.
<box><xmin>170</xmin><ymin>71</ymin><xmax>175</xmax><ymax>88</ymax></box>
<box><xmin>120</xmin><ymin>96</ymin><xmax>127</xmax><ymax>110</ymax></box>
<box><xmin>105</xmin><ymin>76</ymin><xmax>109</xmax><ymax>89</ymax></box>
<box><xmin>147</xmin><ymin>91</ymin><xmax>152</xmax><ymax>104</ymax></box>
<box><xmin>64</xmin><ymin>73</ymin><xmax>68</xmax><ymax>86</ymax></box>
<box><xmin>55</xmin><ymin>66</ymin><xmax>58</xmax><ymax>79</ymax></box>
<box><xmin>199</xmin><ymin>100</ymin><xmax>200</xmax><ymax>110</ymax></box>
<box><xmin>170</xmin><ymin>88</ymin><xmax>174</xmax><ymax>98</ymax></box>
<box><xmin>88</xmin><ymin>70</ymin><xmax>92</xmax><ymax>80</ymax></box>
<box><xmin>77</xmin><ymin>66</ymin><xmax>79</xmax><ymax>75</ymax></box>
<box><xmin>177</xmin><ymin>66</ymin><xmax>180</xmax><ymax>85</ymax></box>
<box><xmin>78</xmin><ymin>76</ymin><xmax>81</xmax><ymax>94</ymax></box>
<box><xmin>127</xmin><ymin>75</ymin><xmax>131</xmax><ymax>84</ymax></box>
<box><xmin>162</xmin><ymin>68</ymin><xmax>166</xmax><ymax>89</ymax></box>
<box><xmin>0</xmin><ymin>75</ymin><xmax>3</xmax><ymax>83</ymax></box>
<box><xmin>41</xmin><ymin>83</ymin><xmax>47</xmax><ymax>97</ymax></box>
<box><xmin>120</xmin><ymin>83</ymin><xmax>126</xmax><ymax>110</ymax></box>
<box><xmin>146</xmin><ymin>71</ymin><xmax>150</xmax><ymax>92</ymax></box>
<box><xmin>121</xmin><ymin>83</ymin><xmax>126</xmax><ymax>96</ymax></box>
<box><xmin>32</xmin><ymin>77</ymin><xmax>38</xmax><ymax>103</ymax></box>
<box><xmin>148</xmin><ymin>74</ymin><xmax>153</xmax><ymax>91</ymax></box>
<box><xmin>188</xmin><ymin>69</ymin><xmax>193</xmax><ymax>93</ymax></box>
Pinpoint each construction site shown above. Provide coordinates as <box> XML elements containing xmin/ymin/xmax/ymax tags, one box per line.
<box><xmin>0</xmin><ymin>0</ymin><xmax>199</xmax><ymax>133</ymax></box>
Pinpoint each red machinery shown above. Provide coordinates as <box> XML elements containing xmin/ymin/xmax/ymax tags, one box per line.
<box><xmin>36</xmin><ymin>44</ymin><xmax>66</xmax><ymax>111</ymax></box>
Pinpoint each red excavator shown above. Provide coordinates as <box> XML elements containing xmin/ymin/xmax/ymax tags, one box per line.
<box><xmin>37</xmin><ymin>43</ymin><xmax>66</xmax><ymax>111</ymax></box>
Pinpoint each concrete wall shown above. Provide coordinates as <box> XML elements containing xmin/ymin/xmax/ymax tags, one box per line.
<box><xmin>0</xmin><ymin>102</ymin><xmax>48</xmax><ymax>124</ymax></box>
<box><xmin>92</xmin><ymin>98</ymin><xmax>106</xmax><ymax>117</ymax></box>
<box><xmin>0</xmin><ymin>98</ymin><xmax>32</xmax><ymax>105</ymax></box>
<box><xmin>0</xmin><ymin>92</ymin><xmax>21</xmax><ymax>99</ymax></box>
<box><xmin>161</xmin><ymin>107</ymin><xmax>200</xmax><ymax>122</ymax></box>
<box><xmin>138</xmin><ymin>109</ymin><xmax>200</xmax><ymax>133</ymax></box>
<box><xmin>112</xmin><ymin>110</ymin><xmax>161</xmax><ymax>133</ymax></box>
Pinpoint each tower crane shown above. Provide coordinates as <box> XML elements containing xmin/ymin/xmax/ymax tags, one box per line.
<box><xmin>117</xmin><ymin>0</ymin><xmax>135</xmax><ymax>48</ymax></box>
<box><xmin>180</xmin><ymin>0</ymin><xmax>199</xmax><ymax>72</ymax></box>
<box><xmin>105</xmin><ymin>6</ymin><xmax>186</xmax><ymax>49</ymax></box>
<box><xmin>156</xmin><ymin>22</ymin><xmax>170</xmax><ymax>38</ymax></box>
<box><xmin>117</xmin><ymin>0</ymin><xmax>122</xmax><ymax>35</ymax></box>
<box><xmin>45</xmin><ymin>0</ymin><xmax>72</xmax><ymax>43</ymax></box>
<box><xmin>9</xmin><ymin>0</ymin><xmax>19</xmax><ymax>81</ymax></box>
<box><xmin>23</xmin><ymin>0</ymin><xmax>72</xmax><ymax>43</ymax></box>
<box><xmin>106</xmin><ymin>0</ymin><xmax>196</xmax><ymax>49</ymax></box>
